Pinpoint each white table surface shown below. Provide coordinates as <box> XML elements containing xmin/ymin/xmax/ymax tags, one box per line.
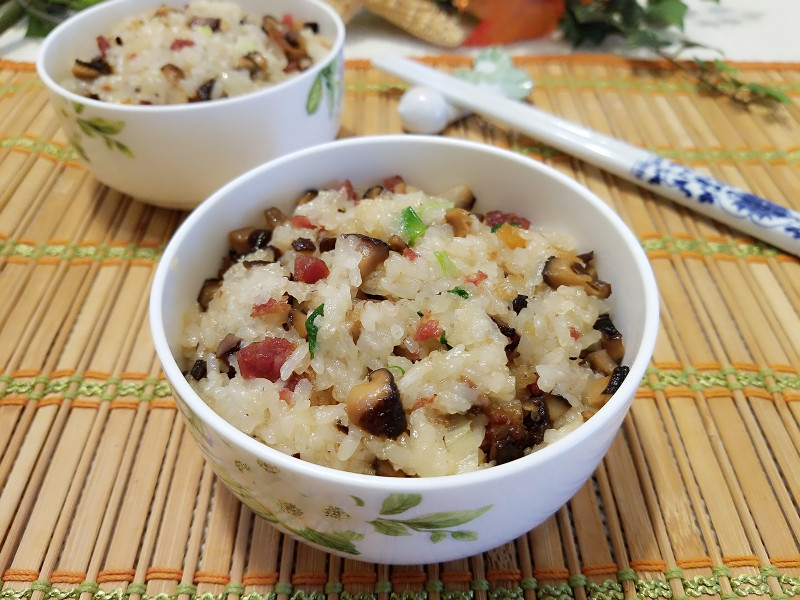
<box><xmin>2</xmin><ymin>0</ymin><xmax>798</xmax><ymax>64</ymax></box>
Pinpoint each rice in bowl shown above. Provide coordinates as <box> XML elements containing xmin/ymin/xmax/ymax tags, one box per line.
<box><xmin>63</xmin><ymin>0</ymin><xmax>331</xmax><ymax>104</ymax></box>
<box><xmin>180</xmin><ymin>176</ymin><xmax>629</xmax><ymax>477</ymax></box>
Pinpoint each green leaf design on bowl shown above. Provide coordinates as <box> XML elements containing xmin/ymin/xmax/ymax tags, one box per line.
<box><xmin>368</xmin><ymin>497</ymin><xmax>492</xmax><ymax>544</ymax></box>
<box><xmin>306</xmin><ymin>56</ymin><xmax>342</xmax><ymax>116</ymax></box>
<box><xmin>67</xmin><ymin>102</ymin><xmax>133</xmax><ymax>160</ymax></box>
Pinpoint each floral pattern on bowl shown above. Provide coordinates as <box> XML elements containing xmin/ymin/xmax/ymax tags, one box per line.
<box><xmin>56</xmin><ymin>99</ymin><xmax>133</xmax><ymax>162</ymax></box>
<box><xmin>175</xmin><ymin>388</ymin><xmax>493</xmax><ymax>557</ymax></box>
<box><xmin>306</xmin><ymin>55</ymin><xmax>343</xmax><ymax>117</ymax></box>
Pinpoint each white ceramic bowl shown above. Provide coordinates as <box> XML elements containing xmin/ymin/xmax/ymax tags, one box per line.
<box><xmin>36</xmin><ymin>0</ymin><xmax>345</xmax><ymax>210</ymax></box>
<box><xmin>149</xmin><ymin>135</ymin><xmax>659</xmax><ymax>564</ymax></box>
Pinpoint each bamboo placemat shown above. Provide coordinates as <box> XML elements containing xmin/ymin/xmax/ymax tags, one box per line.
<box><xmin>0</xmin><ymin>54</ymin><xmax>799</xmax><ymax>600</ymax></box>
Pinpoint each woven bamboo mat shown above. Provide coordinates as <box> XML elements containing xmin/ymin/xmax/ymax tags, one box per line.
<box><xmin>0</xmin><ymin>54</ymin><xmax>799</xmax><ymax>600</ymax></box>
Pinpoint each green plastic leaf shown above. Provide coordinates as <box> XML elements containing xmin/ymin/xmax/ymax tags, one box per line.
<box><xmin>645</xmin><ymin>0</ymin><xmax>688</xmax><ymax>29</ymax></box>
<box><xmin>306</xmin><ymin>73</ymin><xmax>323</xmax><ymax>115</ymax></box>
<box><xmin>380</xmin><ymin>493</ymin><xmax>422</xmax><ymax>515</ymax></box>
<box><xmin>453</xmin><ymin>47</ymin><xmax>533</xmax><ymax>100</ymax></box>
<box><xmin>400</xmin><ymin>207</ymin><xmax>427</xmax><ymax>245</ymax></box>
<box><xmin>745</xmin><ymin>83</ymin><xmax>791</xmax><ymax>105</ymax></box>
<box><xmin>369</xmin><ymin>519</ymin><xmax>412</xmax><ymax>536</ymax></box>
<box><xmin>397</xmin><ymin>506</ymin><xmax>492</xmax><ymax>531</ymax></box>
<box><xmin>305</xmin><ymin>304</ymin><xmax>324</xmax><ymax>359</ymax></box>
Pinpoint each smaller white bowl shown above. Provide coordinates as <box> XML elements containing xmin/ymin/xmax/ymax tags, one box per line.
<box><xmin>150</xmin><ymin>135</ymin><xmax>659</xmax><ymax>564</ymax></box>
<box><xmin>37</xmin><ymin>0</ymin><xmax>345</xmax><ymax>210</ymax></box>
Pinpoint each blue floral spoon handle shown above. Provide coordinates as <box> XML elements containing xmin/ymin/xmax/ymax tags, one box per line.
<box><xmin>375</xmin><ymin>56</ymin><xmax>800</xmax><ymax>257</ymax></box>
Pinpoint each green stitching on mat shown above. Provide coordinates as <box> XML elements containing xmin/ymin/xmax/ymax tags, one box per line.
<box><xmin>1</xmin><ymin>365</ymin><xmax>796</xmax><ymax>403</ymax></box>
<box><xmin>520</xmin><ymin>577</ymin><xmax>537</xmax><ymax>591</ymax></box>
<box><xmin>0</xmin><ymin>239</ymin><xmax>165</xmax><ymax>263</ymax></box>
<box><xmin>538</xmin><ymin>583</ymin><xmax>574</xmax><ymax>600</ymax></box>
<box><xmin>0</xmin><ymin>373</ymin><xmax>173</xmax><ymax>401</ymax></box>
<box><xmin>640</xmin><ymin>235</ymin><xmax>781</xmax><ymax>259</ymax></box>
<box><xmin>684</xmin><ymin>575</ymin><xmax>721</xmax><ymax>597</ymax></box>
<box><xmin>584</xmin><ymin>580</ymin><xmax>624</xmax><ymax>600</ymax></box>
<box><xmin>0</xmin><ymin>233</ymin><xmax>791</xmax><ymax>263</ymax></box>
<box><xmin>0</xmin><ymin>79</ymin><xmax>43</xmax><ymax>99</ymax></box>
<box><xmin>0</xmin><ymin>134</ymin><xmax>80</xmax><ymax>162</ymax></box>
<box><xmin>1</xmin><ymin>572</ymin><xmax>800</xmax><ymax>600</ymax></box>
<box><xmin>643</xmin><ymin>366</ymin><xmax>800</xmax><ymax>394</ymax></box>
<box><xmin>634</xmin><ymin>577</ymin><xmax>673</xmax><ymax>598</ymax></box>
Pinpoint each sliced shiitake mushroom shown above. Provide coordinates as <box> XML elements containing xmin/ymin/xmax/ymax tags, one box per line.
<box><xmin>263</xmin><ymin>206</ymin><xmax>288</xmax><ymax>229</ymax></box>
<box><xmin>444</xmin><ymin>207</ymin><xmax>472</xmax><ymax>237</ymax></box>
<box><xmin>286</xmin><ymin>308</ymin><xmax>307</xmax><ymax>337</ymax></box>
<box><xmin>491</xmin><ymin>317</ymin><xmax>520</xmax><ymax>359</ymax></box>
<box><xmin>190</xmin><ymin>78</ymin><xmax>216</xmax><ymax>102</ymax></box>
<box><xmin>318</xmin><ymin>236</ymin><xmax>337</xmax><ymax>252</ymax></box>
<box><xmin>375</xmin><ymin>459</ymin><xmax>408</xmax><ymax>477</ymax></box>
<box><xmin>189</xmin><ymin>359</ymin><xmax>207</xmax><ymax>381</ymax></box>
<box><xmin>235</xmin><ymin>51</ymin><xmax>268</xmax><ymax>76</ymax></box>
<box><xmin>345</xmin><ymin>368</ymin><xmax>406</xmax><ymax>439</ymax></box>
<box><xmin>263</xmin><ymin>15</ymin><xmax>309</xmax><ymax>64</ymax></box>
<box><xmin>296</xmin><ymin>190</ymin><xmax>318</xmax><ymax>206</ymax></box>
<box><xmin>291</xmin><ymin>237</ymin><xmax>316</xmax><ymax>253</ymax></box>
<box><xmin>160</xmin><ymin>63</ymin><xmax>185</xmax><ymax>84</ymax></box>
<box><xmin>216</xmin><ymin>333</ymin><xmax>242</xmax><ymax>359</ymax></box>
<box><xmin>586</xmin><ymin>365</ymin><xmax>629</xmax><ymax>408</ymax></box>
<box><xmin>512</xmin><ymin>294</ymin><xmax>528</xmax><ymax>314</ymax></box>
<box><xmin>585</xmin><ymin>348</ymin><xmax>618</xmax><ymax>376</ymax></box>
<box><xmin>541</xmin><ymin>393</ymin><xmax>571</xmax><ymax>421</ymax></box>
<box><xmin>198</xmin><ymin>278</ymin><xmax>222</xmax><ymax>311</ymax></box>
<box><xmin>387</xmin><ymin>235</ymin><xmax>409</xmax><ymax>253</ymax></box>
<box><xmin>593</xmin><ymin>313</ymin><xmax>625</xmax><ymax>362</ymax></box>
<box><xmin>438</xmin><ymin>184</ymin><xmax>476</xmax><ymax>210</ymax></box>
<box><xmin>340</xmin><ymin>233</ymin><xmax>390</xmax><ymax>278</ymax></box>
<box><xmin>542</xmin><ymin>255</ymin><xmax>612</xmax><ymax>298</ymax></box>
<box><xmin>362</xmin><ymin>185</ymin><xmax>384</xmax><ymax>199</ymax></box>
<box><xmin>229</xmin><ymin>227</ymin><xmax>272</xmax><ymax>255</ymax></box>
<box><xmin>71</xmin><ymin>57</ymin><xmax>112</xmax><ymax>80</ymax></box>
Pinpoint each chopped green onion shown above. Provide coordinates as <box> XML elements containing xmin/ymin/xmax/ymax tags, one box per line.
<box><xmin>400</xmin><ymin>206</ymin><xmax>427</xmax><ymax>245</ymax></box>
<box><xmin>491</xmin><ymin>221</ymin><xmax>520</xmax><ymax>233</ymax></box>
<box><xmin>416</xmin><ymin>198</ymin><xmax>454</xmax><ymax>220</ymax></box>
<box><xmin>447</xmin><ymin>286</ymin><xmax>469</xmax><ymax>298</ymax></box>
<box><xmin>434</xmin><ymin>251</ymin><xmax>459</xmax><ymax>277</ymax></box>
<box><xmin>387</xmin><ymin>365</ymin><xmax>406</xmax><ymax>375</ymax></box>
<box><xmin>439</xmin><ymin>331</ymin><xmax>452</xmax><ymax>350</ymax></box>
<box><xmin>305</xmin><ymin>304</ymin><xmax>324</xmax><ymax>359</ymax></box>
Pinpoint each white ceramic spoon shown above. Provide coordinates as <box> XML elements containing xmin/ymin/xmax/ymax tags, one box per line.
<box><xmin>375</xmin><ymin>55</ymin><xmax>800</xmax><ymax>257</ymax></box>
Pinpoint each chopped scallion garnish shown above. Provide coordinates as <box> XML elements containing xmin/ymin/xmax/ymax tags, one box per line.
<box><xmin>439</xmin><ymin>331</ymin><xmax>452</xmax><ymax>350</ymax></box>
<box><xmin>400</xmin><ymin>206</ymin><xmax>427</xmax><ymax>245</ymax></box>
<box><xmin>305</xmin><ymin>304</ymin><xmax>324</xmax><ymax>359</ymax></box>
<box><xmin>434</xmin><ymin>251</ymin><xmax>459</xmax><ymax>277</ymax></box>
<box><xmin>447</xmin><ymin>286</ymin><xmax>469</xmax><ymax>298</ymax></box>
